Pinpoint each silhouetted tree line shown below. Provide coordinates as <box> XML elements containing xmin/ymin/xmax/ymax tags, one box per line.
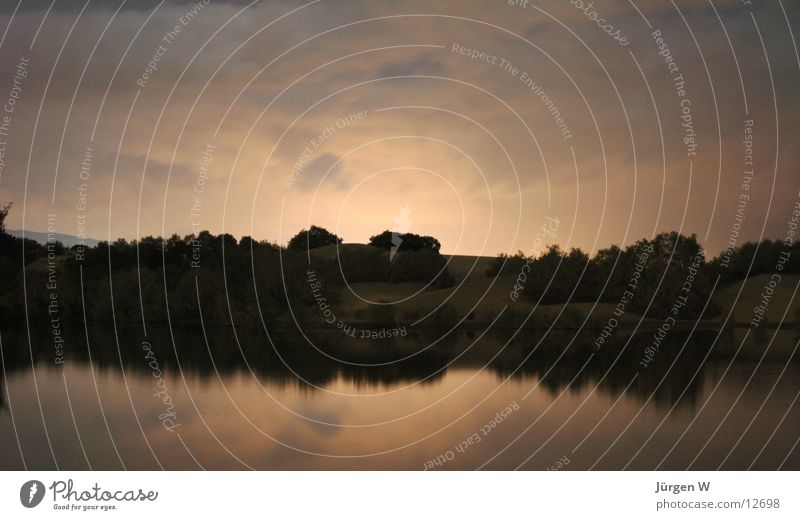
<box><xmin>487</xmin><ymin>231</ymin><xmax>800</xmax><ymax>319</ymax></box>
<box><xmin>0</xmin><ymin>206</ymin><xmax>452</xmax><ymax>324</ymax></box>
<box><xmin>0</xmin><ymin>203</ymin><xmax>63</xmax><ymax>285</ymax></box>
<box><xmin>2</xmin><ymin>200</ymin><xmax>798</xmax><ymax>325</ymax></box>
<box><xmin>2</xmin><ymin>228</ymin><xmax>347</xmax><ymax>325</ymax></box>
<box><xmin>707</xmin><ymin>239</ymin><xmax>800</xmax><ymax>282</ymax></box>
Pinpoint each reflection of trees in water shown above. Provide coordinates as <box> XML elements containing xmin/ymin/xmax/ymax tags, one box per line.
<box><xmin>486</xmin><ymin>330</ymin><xmax>717</xmax><ymax>409</ymax></box>
<box><xmin>0</xmin><ymin>324</ymin><xmax>450</xmax><ymax>391</ymax></box>
<box><xmin>0</xmin><ymin>324</ymin><xmax>748</xmax><ymax>408</ymax></box>
<box><xmin>0</xmin><ymin>326</ymin><xmax>28</xmax><ymax>412</ymax></box>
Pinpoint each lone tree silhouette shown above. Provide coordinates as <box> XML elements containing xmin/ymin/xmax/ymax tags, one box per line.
<box><xmin>0</xmin><ymin>202</ymin><xmax>10</xmax><ymax>234</ymax></box>
<box><xmin>287</xmin><ymin>225</ymin><xmax>342</xmax><ymax>251</ymax></box>
<box><xmin>368</xmin><ymin>230</ymin><xmax>441</xmax><ymax>253</ymax></box>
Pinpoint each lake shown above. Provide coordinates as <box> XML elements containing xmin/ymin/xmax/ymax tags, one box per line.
<box><xmin>1</xmin><ymin>323</ymin><xmax>798</xmax><ymax>470</ymax></box>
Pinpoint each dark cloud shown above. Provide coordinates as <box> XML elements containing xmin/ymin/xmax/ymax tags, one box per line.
<box><xmin>294</xmin><ymin>152</ymin><xmax>345</xmax><ymax>191</ymax></box>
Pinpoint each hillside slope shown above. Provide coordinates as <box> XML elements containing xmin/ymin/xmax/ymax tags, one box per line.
<box><xmin>713</xmin><ymin>274</ymin><xmax>800</xmax><ymax>325</ymax></box>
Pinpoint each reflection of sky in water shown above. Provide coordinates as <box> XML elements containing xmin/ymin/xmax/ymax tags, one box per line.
<box><xmin>1</xmin><ymin>350</ymin><xmax>798</xmax><ymax>470</ymax></box>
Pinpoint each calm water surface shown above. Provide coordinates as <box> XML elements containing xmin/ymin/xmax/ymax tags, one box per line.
<box><xmin>0</xmin><ymin>324</ymin><xmax>798</xmax><ymax>470</ymax></box>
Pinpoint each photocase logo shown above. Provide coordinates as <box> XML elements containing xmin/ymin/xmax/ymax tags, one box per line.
<box><xmin>20</xmin><ymin>480</ymin><xmax>45</xmax><ymax>508</ymax></box>
<box><xmin>390</xmin><ymin>204</ymin><xmax>412</xmax><ymax>261</ymax></box>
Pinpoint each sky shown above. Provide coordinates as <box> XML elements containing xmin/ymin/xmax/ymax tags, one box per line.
<box><xmin>0</xmin><ymin>0</ymin><xmax>798</xmax><ymax>258</ymax></box>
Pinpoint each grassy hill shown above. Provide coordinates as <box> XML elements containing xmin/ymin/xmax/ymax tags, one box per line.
<box><xmin>712</xmin><ymin>274</ymin><xmax>800</xmax><ymax>326</ymax></box>
<box><xmin>312</xmin><ymin>245</ymin><xmax>799</xmax><ymax>329</ymax></box>
<box><xmin>309</xmin><ymin>245</ymin><xmax>626</xmax><ymax>326</ymax></box>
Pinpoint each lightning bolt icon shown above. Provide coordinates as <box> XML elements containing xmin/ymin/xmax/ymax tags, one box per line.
<box><xmin>28</xmin><ymin>482</ymin><xmax>37</xmax><ymax>504</ymax></box>
<box><xmin>390</xmin><ymin>232</ymin><xmax>403</xmax><ymax>261</ymax></box>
